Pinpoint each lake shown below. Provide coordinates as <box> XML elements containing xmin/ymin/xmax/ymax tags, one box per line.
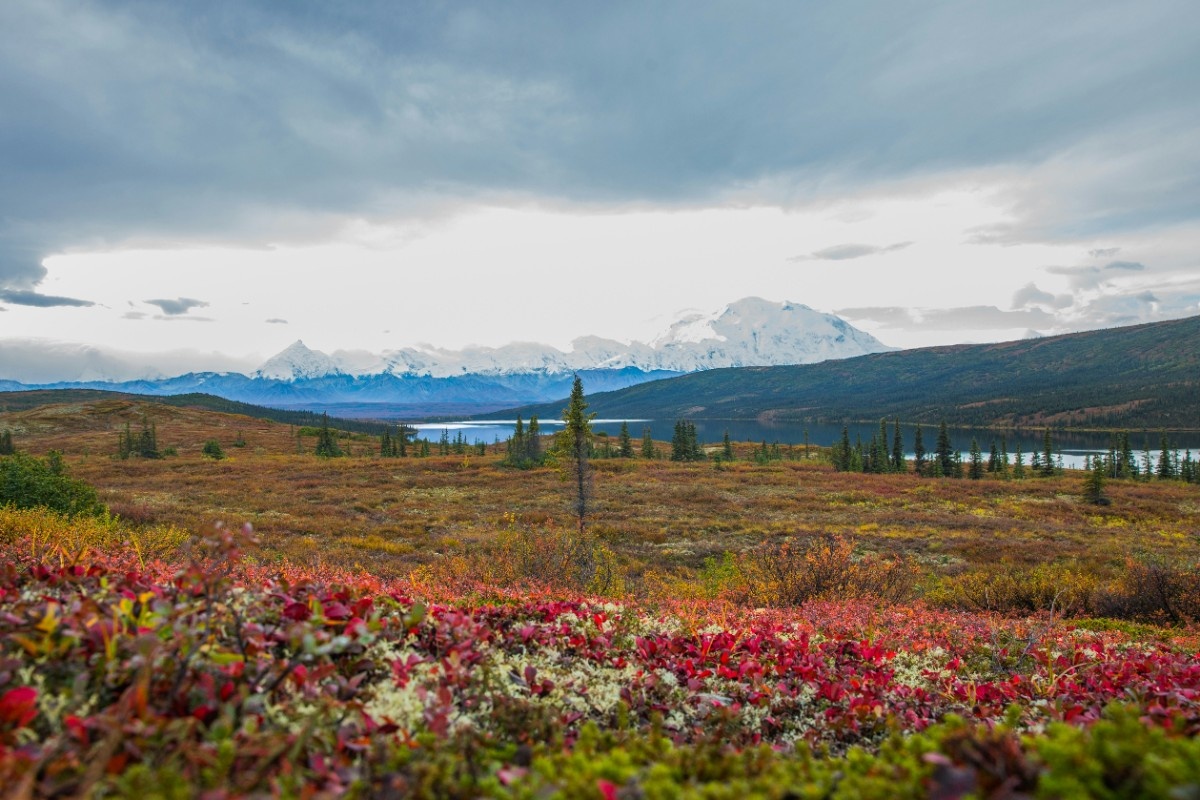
<box><xmin>409</xmin><ymin>419</ymin><xmax>1200</xmax><ymax>470</ymax></box>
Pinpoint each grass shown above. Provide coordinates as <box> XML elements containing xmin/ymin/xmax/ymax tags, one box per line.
<box><xmin>3</xmin><ymin>397</ymin><xmax>1199</xmax><ymax>593</ymax></box>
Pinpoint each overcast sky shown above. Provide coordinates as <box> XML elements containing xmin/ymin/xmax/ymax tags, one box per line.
<box><xmin>2</xmin><ymin>1</ymin><xmax>1199</xmax><ymax>380</ymax></box>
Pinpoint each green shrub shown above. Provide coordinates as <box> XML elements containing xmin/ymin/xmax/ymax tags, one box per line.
<box><xmin>0</xmin><ymin>452</ymin><xmax>106</xmax><ymax>517</ymax></box>
<box><xmin>202</xmin><ymin>439</ymin><xmax>225</xmax><ymax>460</ymax></box>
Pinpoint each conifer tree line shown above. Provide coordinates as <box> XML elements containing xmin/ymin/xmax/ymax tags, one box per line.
<box><xmin>827</xmin><ymin>420</ymin><xmax>1199</xmax><ymax>484</ymax></box>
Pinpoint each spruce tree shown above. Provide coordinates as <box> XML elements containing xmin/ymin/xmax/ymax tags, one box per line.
<box><xmin>617</xmin><ymin>421</ymin><xmax>634</xmax><ymax>458</ymax></box>
<box><xmin>559</xmin><ymin>375</ymin><xmax>594</xmax><ymax>536</ymax></box>
<box><xmin>640</xmin><ymin>426</ymin><xmax>654</xmax><ymax>460</ymax></box>
<box><xmin>891</xmin><ymin>420</ymin><xmax>904</xmax><ymax>473</ymax></box>
<box><xmin>1083</xmin><ymin>455</ymin><xmax>1109</xmax><ymax>505</ymax></box>
<box><xmin>0</xmin><ymin>429</ymin><xmax>13</xmax><ymax>456</ymax></box>
<box><xmin>314</xmin><ymin>413</ymin><xmax>343</xmax><ymax>457</ymax></box>
<box><xmin>836</xmin><ymin>426</ymin><xmax>852</xmax><ymax>472</ymax></box>
<box><xmin>722</xmin><ymin>430</ymin><xmax>734</xmax><ymax>461</ymax></box>
<box><xmin>527</xmin><ymin>416</ymin><xmax>542</xmax><ymax>464</ymax></box>
<box><xmin>968</xmin><ymin>438</ymin><xmax>984</xmax><ymax>479</ymax></box>
<box><xmin>670</xmin><ymin>420</ymin><xmax>687</xmax><ymax>462</ymax></box>
<box><xmin>1013</xmin><ymin>442</ymin><xmax>1025</xmax><ymax>479</ymax></box>
<box><xmin>935</xmin><ymin>421</ymin><xmax>954</xmax><ymax>478</ymax></box>
<box><xmin>913</xmin><ymin>424</ymin><xmax>926</xmax><ymax>476</ymax></box>
<box><xmin>1156</xmin><ymin>432</ymin><xmax>1175</xmax><ymax>479</ymax></box>
<box><xmin>1041</xmin><ymin>430</ymin><xmax>1055</xmax><ymax>477</ymax></box>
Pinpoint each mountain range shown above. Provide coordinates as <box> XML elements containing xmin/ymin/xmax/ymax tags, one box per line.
<box><xmin>0</xmin><ymin>298</ymin><xmax>890</xmax><ymax>416</ymax></box>
<box><xmin>505</xmin><ymin>314</ymin><xmax>1200</xmax><ymax>430</ymax></box>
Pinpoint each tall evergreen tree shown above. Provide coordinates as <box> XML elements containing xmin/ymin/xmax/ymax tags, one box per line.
<box><xmin>1013</xmin><ymin>441</ymin><xmax>1025</xmax><ymax>479</ymax></box>
<box><xmin>968</xmin><ymin>438</ymin><xmax>984</xmax><ymax>479</ymax></box>
<box><xmin>1157</xmin><ymin>431</ymin><xmax>1175</xmax><ymax>479</ymax></box>
<box><xmin>836</xmin><ymin>426</ymin><xmax>852</xmax><ymax>472</ymax></box>
<box><xmin>0</xmin><ymin>429</ymin><xmax>13</xmax><ymax>456</ymax></box>
<box><xmin>891</xmin><ymin>420</ymin><xmax>904</xmax><ymax>473</ymax></box>
<box><xmin>935</xmin><ymin>421</ymin><xmax>954</xmax><ymax>478</ymax></box>
<box><xmin>722</xmin><ymin>430</ymin><xmax>734</xmax><ymax>461</ymax></box>
<box><xmin>314</xmin><ymin>413</ymin><xmax>343</xmax><ymax>458</ymax></box>
<box><xmin>640</xmin><ymin>426</ymin><xmax>654</xmax><ymax>460</ymax></box>
<box><xmin>1083</xmin><ymin>455</ymin><xmax>1109</xmax><ymax>505</ymax></box>
<box><xmin>559</xmin><ymin>375</ymin><xmax>594</xmax><ymax>536</ymax></box>
<box><xmin>527</xmin><ymin>415</ymin><xmax>542</xmax><ymax>463</ymax></box>
<box><xmin>617</xmin><ymin>421</ymin><xmax>634</xmax><ymax>458</ymax></box>
<box><xmin>913</xmin><ymin>424</ymin><xmax>926</xmax><ymax>476</ymax></box>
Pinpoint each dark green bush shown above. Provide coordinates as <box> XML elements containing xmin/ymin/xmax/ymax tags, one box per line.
<box><xmin>0</xmin><ymin>452</ymin><xmax>106</xmax><ymax>517</ymax></box>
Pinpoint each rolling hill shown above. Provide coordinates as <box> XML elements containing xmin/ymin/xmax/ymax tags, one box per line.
<box><xmin>502</xmin><ymin>315</ymin><xmax>1200</xmax><ymax>429</ymax></box>
<box><xmin>0</xmin><ymin>390</ymin><xmax>396</xmax><ymax>436</ymax></box>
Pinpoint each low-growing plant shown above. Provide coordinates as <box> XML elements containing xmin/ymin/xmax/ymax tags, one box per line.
<box><xmin>734</xmin><ymin>533</ymin><xmax>918</xmax><ymax>606</ymax></box>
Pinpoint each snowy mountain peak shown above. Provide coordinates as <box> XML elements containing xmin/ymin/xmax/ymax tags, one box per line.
<box><xmin>250</xmin><ymin>298</ymin><xmax>891</xmax><ymax>381</ymax></box>
<box><xmin>255</xmin><ymin>340</ymin><xmax>344</xmax><ymax>380</ymax></box>
<box><xmin>646</xmin><ymin>297</ymin><xmax>889</xmax><ymax>370</ymax></box>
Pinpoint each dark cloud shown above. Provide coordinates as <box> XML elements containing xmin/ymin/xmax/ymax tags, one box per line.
<box><xmin>144</xmin><ymin>297</ymin><xmax>209</xmax><ymax>315</ymax></box>
<box><xmin>2</xmin><ymin>1</ymin><xmax>1199</xmax><ymax>289</ymax></box>
<box><xmin>1104</xmin><ymin>260</ymin><xmax>1145</xmax><ymax>271</ymax></box>
<box><xmin>791</xmin><ymin>241</ymin><xmax>912</xmax><ymax>262</ymax></box>
<box><xmin>0</xmin><ymin>288</ymin><xmax>93</xmax><ymax>307</ymax></box>
<box><xmin>838</xmin><ymin>305</ymin><xmax>1056</xmax><ymax>330</ymax></box>
<box><xmin>1089</xmin><ymin>247</ymin><xmax>1121</xmax><ymax>259</ymax></box>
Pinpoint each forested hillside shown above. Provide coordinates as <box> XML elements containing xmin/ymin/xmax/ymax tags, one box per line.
<box><xmin>506</xmin><ymin>315</ymin><xmax>1200</xmax><ymax>428</ymax></box>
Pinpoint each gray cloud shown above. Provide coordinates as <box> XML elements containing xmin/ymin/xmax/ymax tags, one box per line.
<box><xmin>838</xmin><ymin>305</ymin><xmax>1057</xmax><ymax>330</ymax></box>
<box><xmin>0</xmin><ymin>338</ymin><xmax>257</xmax><ymax>382</ymax></box>
<box><xmin>2</xmin><ymin>1</ymin><xmax>1199</xmax><ymax>289</ymax></box>
<box><xmin>791</xmin><ymin>241</ymin><xmax>912</xmax><ymax>262</ymax></box>
<box><xmin>1046</xmin><ymin>260</ymin><xmax>1147</xmax><ymax>290</ymax></box>
<box><xmin>144</xmin><ymin>297</ymin><xmax>209</xmax><ymax>315</ymax></box>
<box><xmin>151</xmin><ymin>315</ymin><xmax>214</xmax><ymax>323</ymax></box>
<box><xmin>265</xmin><ymin>318</ymin><xmax>288</xmax><ymax>324</ymax></box>
<box><xmin>1089</xmin><ymin>247</ymin><xmax>1121</xmax><ymax>259</ymax></box>
<box><xmin>0</xmin><ymin>288</ymin><xmax>93</xmax><ymax>307</ymax></box>
<box><xmin>1011</xmin><ymin>282</ymin><xmax>1071</xmax><ymax>310</ymax></box>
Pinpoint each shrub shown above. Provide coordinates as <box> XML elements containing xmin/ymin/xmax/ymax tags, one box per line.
<box><xmin>735</xmin><ymin>533</ymin><xmax>917</xmax><ymax>606</ymax></box>
<box><xmin>926</xmin><ymin>562</ymin><xmax>1100</xmax><ymax>616</ymax></box>
<box><xmin>1093</xmin><ymin>555</ymin><xmax>1200</xmax><ymax>625</ymax></box>
<box><xmin>0</xmin><ymin>453</ymin><xmax>106</xmax><ymax>517</ymax></box>
<box><xmin>202</xmin><ymin>439</ymin><xmax>225</xmax><ymax>460</ymax></box>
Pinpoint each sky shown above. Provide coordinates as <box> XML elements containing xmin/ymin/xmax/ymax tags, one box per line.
<box><xmin>2</xmin><ymin>1</ymin><xmax>1199</xmax><ymax>381</ymax></box>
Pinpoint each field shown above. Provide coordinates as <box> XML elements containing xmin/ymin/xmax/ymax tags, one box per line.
<box><xmin>2</xmin><ymin>397</ymin><xmax>1199</xmax><ymax>796</ymax></box>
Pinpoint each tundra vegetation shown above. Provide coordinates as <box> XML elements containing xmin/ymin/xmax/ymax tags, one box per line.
<box><xmin>1</xmin><ymin>394</ymin><xmax>1198</xmax><ymax>796</ymax></box>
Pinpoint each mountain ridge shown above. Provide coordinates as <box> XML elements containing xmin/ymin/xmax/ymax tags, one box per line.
<box><xmin>497</xmin><ymin>314</ymin><xmax>1200</xmax><ymax>430</ymax></box>
<box><xmin>0</xmin><ymin>299</ymin><xmax>889</xmax><ymax>411</ymax></box>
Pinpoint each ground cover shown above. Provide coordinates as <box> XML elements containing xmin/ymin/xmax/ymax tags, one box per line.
<box><xmin>0</xmin><ymin>521</ymin><xmax>1198</xmax><ymax>797</ymax></box>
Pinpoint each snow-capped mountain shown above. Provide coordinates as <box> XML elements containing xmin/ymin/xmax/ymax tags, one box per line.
<box><xmin>254</xmin><ymin>340</ymin><xmax>344</xmax><ymax>380</ymax></box>
<box><xmin>5</xmin><ymin>299</ymin><xmax>890</xmax><ymax>411</ymax></box>
<box><xmin>259</xmin><ymin>298</ymin><xmax>891</xmax><ymax>379</ymax></box>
